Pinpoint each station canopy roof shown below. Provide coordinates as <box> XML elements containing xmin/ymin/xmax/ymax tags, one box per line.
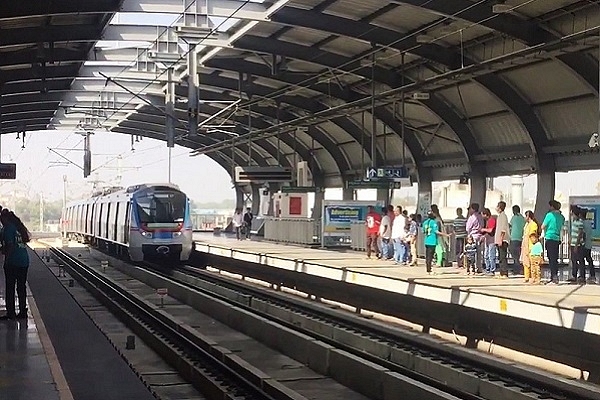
<box><xmin>1</xmin><ymin>0</ymin><xmax>599</xmax><ymax>186</ymax></box>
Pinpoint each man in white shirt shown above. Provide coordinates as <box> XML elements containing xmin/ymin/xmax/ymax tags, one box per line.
<box><xmin>495</xmin><ymin>201</ymin><xmax>510</xmax><ymax>278</ymax></box>
<box><xmin>391</xmin><ymin>207</ymin><xmax>406</xmax><ymax>264</ymax></box>
<box><xmin>232</xmin><ymin>209</ymin><xmax>243</xmax><ymax>240</ymax></box>
<box><xmin>379</xmin><ymin>207</ymin><xmax>392</xmax><ymax>259</ymax></box>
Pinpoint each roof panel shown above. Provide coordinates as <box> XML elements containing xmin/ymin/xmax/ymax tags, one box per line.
<box><xmin>547</xmin><ymin>7</ymin><xmax>600</xmax><ymax>36</ymax></box>
<box><xmin>516</xmin><ymin>0</ymin><xmax>581</xmax><ymax>18</ymax></box>
<box><xmin>371</xmin><ymin>4</ymin><xmax>436</xmax><ymax>32</ymax></box>
<box><xmin>324</xmin><ymin>0</ymin><xmax>385</xmax><ymax>20</ymax></box>
<box><xmin>536</xmin><ymin>97</ymin><xmax>597</xmax><ymax>141</ymax></box>
<box><xmin>277</xmin><ymin>27</ymin><xmax>332</xmax><ymax>46</ymax></box>
<box><xmin>338</xmin><ymin>141</ymin><xmax>369</xmax><ymax>168</ymax></box>
<box><xmin>287</xmin><ymin>0</ymin><xmax>325</xmax><ymax>10</ymax></box>
<box><xmin>249</xmin><ymin>23</ymin><xmax>282</xmax><ymax>37</ymax></box>
<box><xmin>500</xmin><ymin>60</ymin><xmax>592</xmax><ymax>104</ymax></box>
<box><xmin>320</xmin><ymin>35</ymin><xmax>373</xmax><ymax>57</ymax></box>
<box><xmin>418</xmin><ymin>127</ymin><xmax>464</xmax><ymax>157</ymax></box>
<box><xmin>470</xmin><ymin>114</ymin><xmax>529</xmax><ymax>149</ymax></box>
<box><xmin>436</xmin><ymin>82</ymin><xmax>506</xmax><ymax>119</ymax></box>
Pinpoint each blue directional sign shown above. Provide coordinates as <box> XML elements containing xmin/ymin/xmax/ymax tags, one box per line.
<box><xmin>365</xmin><ymin>166</ymin><xmax>408</xmax><ymax>182</ymax></box>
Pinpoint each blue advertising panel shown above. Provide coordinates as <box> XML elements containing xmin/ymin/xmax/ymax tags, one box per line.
<box><xmin>321</xmin><ymin>200</ymin><xmax>385</xmax><ymax>246</ymax></box>
<box><xmin>570</xmin><ymin>196</ymin><xmax>600</xmax><ymax>251</ymax></box>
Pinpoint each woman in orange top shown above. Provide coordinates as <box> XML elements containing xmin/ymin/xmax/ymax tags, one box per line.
<box><xmin>521</xmin><ymin>210</ymin><xmax>540</xmax><ymax>283</ymax></box>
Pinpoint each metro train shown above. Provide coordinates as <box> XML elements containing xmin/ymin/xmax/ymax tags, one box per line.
<box><xmin>63</xmin><ymin>183</ymin><xmax>193</xmax><ymax>262</ymax></box>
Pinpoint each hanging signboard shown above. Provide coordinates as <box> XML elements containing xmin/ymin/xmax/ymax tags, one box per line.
<box><xmin>570</xmin><ymin>196</ymin><xmax>600</xmax><ymax>252</ymax></box>
<box><xmin>0</xmin><ymin>163</ymin><xmax>17</xmax><ymax>180</ymax></box>
<box><xmin>321</xmin><ymin>200</ymin><xmax>385</xmax><ymax>247</ymax></box>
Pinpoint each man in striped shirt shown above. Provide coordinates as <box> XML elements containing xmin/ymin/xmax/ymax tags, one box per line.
<box><xmin>453</xmin><ymin>208</ymin><xmax>468</xmax><ymax>267</ymax></box>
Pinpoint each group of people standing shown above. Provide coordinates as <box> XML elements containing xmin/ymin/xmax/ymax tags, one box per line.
<box><xmin>0</xmin><ymin>207</ymin><xmax>31</xmax><ymax>320</ymax></box>
<box><xmin>365</xmin><ymin>205</ymin><xmax>418</xmax><ymax>266</ymax></box>
<box><xmin>365</xmin><ymin>199</ymin><xmax>596</xmax><ymax>285</ymax></box>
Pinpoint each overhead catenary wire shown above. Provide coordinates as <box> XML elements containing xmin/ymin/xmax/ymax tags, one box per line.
<box><xmin>192</xmin><ymin>0</ymin><xmax>551</xmax><ymax>155</ymax></box>
<box><xmin>97</xmin><ymin>0</ymin><xmax>501</xmax><ymax>134</ymax></box>
<box><xmin>98</xmin><ymin>1</ymin><xmax>253</xmax><ymax>129</ymax></box>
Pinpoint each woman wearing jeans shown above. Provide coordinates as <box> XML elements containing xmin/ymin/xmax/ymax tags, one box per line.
<box><xmin>0</xmin><ymin>210</ymin><xmax>31</xmax><ymax>320</ymax></box>
<box><xmin>480</xmin><ymin>208</ymin><xmax>497</xmax><ymax>276</ymax></box>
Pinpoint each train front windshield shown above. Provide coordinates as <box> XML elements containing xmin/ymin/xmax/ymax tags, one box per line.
<box><xmin>135</xmin><ymin>190</ymin><xmax>186</xmax><ymax>229</ymax></box>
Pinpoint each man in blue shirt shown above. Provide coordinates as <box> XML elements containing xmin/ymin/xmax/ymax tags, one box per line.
<box><xmin>541</xmin><ymin>200</ymin><xmax>565</xmax><ymax>284</ymax></box>
<box><xmin>422</xmin><ymin>211</ymin><xmax>440</xmax><ymax>275</ymax></box>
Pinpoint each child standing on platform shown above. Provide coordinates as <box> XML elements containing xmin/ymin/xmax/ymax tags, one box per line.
<box><xmin>529</xmin><ymin>233</ymin><xmax>543</xmax><ymax>285</ymax></box>
<box><xmin>462</xmin><ymin>235</ymin><xmax>478</xmax><ymax>275</ymax></box>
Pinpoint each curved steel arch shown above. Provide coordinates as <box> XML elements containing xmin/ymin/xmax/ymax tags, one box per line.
<box><xmin>205</xmin><ymin>58</ymin><xmax>401</xmax><ymax>171</ymax></box>
<box><xmin>269</xmin><ymin>8</ymin><xmax>481</xmax><ymax>161</ymax></box>
<box><xmin>266</xmin><ymin>8</ymin><xmax>553</xmax><ymax>164</ymax></box>
<box><xmin>171</xmin><ymin>86</ymin><xmax>328</xmax><ymax>174</ymax></box>
<box><xmin>112</xmin><ymin>125</ymin><xmax>235</xmax><ymax>179</ymax></box>
<box><xmin>391</xmin><ymin>0</ymin><xmax>599</xmax><ymax>94</ymax></box>
<box><xmin>191</xmin><ymin>73</ymin><xmax>354</xmax><ymax>175</ymax></box>
<box><xmin>118</xmin><ymin>116</ymin><xmax>272</xmax><ymax>168</ymax></box>
<box><xmin>228</xmin><ymin>36</ymin><xmax>460</xmax><ymax>170</ymax></box>
<box><xmin>132</xmin><ymin>103</ymin><xmax>296</xmax><ymax>171</ymax></box>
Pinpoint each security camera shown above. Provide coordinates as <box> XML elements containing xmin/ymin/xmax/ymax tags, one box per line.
<box><xmin>589</xmin><ymin>132</ymin><xmax>599</xmax><ymax>149</ymax></box>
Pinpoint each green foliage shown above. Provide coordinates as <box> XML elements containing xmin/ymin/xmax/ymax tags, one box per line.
<box><xmin>3</xmin><ymin>196</ymin><xmax>63</xmax><ymax>231</ymax></box>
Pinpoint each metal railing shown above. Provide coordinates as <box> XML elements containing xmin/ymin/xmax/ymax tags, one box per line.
<box><xmin>263</xmin><ymin>217</ymin><xmax>320</xmax><ymax>245</ymax></box>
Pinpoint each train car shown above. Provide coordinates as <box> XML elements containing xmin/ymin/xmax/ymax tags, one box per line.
<box><xmin>63</xmin><ymin>183</ymin><xmax>193</xmax><ymax>262</ymax></box>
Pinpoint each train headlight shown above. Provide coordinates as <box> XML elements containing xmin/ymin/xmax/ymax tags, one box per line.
<box><xmin>141</xmin><ymin>231</ymin><xmax>153</xmax><ymax>238</ymax></box>
<box><xmin>172</xmin><ymin>231</ymin><xmax>182</xmax><ymax>238</ymax></box>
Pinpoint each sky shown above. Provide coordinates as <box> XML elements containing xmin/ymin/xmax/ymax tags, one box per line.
<box><xmin>1</xmin><ymin>128</ymin><xmax>599</xmax><ymax>206</ymax></box>
<box><xmin>0</xmin><ymin>130</ymin><xmax>234</xmax><ymax>204</ymax></box>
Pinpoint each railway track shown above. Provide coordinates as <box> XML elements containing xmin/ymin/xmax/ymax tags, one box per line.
<box><xmin>49</xmin><ymin>247</ymin><xmax>301</xmax><ymax>400</ymax></box>
<box><xmin>155</xmin><ymin>264</ymin><xmax>600</xmax><ymax>400</ymax></box>
<box><xmin>50</xmin><ymin>245</ymin><xmax>600</xmax><ymax>400</ymax></box>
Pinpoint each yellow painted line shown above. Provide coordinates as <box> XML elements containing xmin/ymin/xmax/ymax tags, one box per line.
<box><xmin>29</xmin><ymin>295</ymin><xmax>74</xmax><ymax>400</ymax></box>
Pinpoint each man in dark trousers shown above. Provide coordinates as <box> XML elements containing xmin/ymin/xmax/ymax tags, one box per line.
<box><xmin>243</xmin><ymin>207</ymin><xmax>253</xmax><ymax>240</ymax></box>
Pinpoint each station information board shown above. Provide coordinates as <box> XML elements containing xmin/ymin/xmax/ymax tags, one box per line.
<box><xmin>0</xmin><ymin>163</ymin><xmax>16</xmax><ymax>179</ymax></box>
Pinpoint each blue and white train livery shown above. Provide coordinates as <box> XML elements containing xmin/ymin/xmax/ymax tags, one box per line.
<box><xmin>63</xmin><ymin>183</ymin><xmax>193</xmax><ymax>262</ymax></box>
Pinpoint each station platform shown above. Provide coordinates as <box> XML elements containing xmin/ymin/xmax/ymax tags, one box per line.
<box><xmin>0</xmin><ymin>247</ymin><xmax>157</xmax><ymax>400</ymax></box>
<box><xmin>193</xmin><ymin>233</ymin><xmax>600</xmax><ymax>332</ymax></box>
<box><xmin>193</xmin><ymin>233</ymin><xmax>600</xmax><ymax>377</ymax></box>
<box><xmin>0</xmin><ymin>284</ymin><xmax>64</xmax><ymax>400</ymax></box>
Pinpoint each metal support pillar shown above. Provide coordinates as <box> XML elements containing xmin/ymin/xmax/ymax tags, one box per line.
<box><xmin>187</xmin><ymin>45</ymin><xmax>199</xmax><ymax>137</ymax></box>
<box><xmin>235</xmin><ymin>186</ymin><xmax>245</xmax><ymax>211</ymax></box>
<box><xmin>342</xmin><ymin>186</ymin><xmax>355</xmax><ymax>201</ymax></box>
<box><xmin>251</xmin><ymin>184</ymin><xmax>261</xmax><ymax>216</ymax></box>
<box><xmin>417</xmin><ymin>169</ymin><xmax>433</xmax><ymax>216</ymax></box>
<box><xmin>376</xmin><ymin>188</ymin><xmax>390</xmax><ymax>205</ymax></box>
<box><xmin>267</xmin><ymin>183</ymin><xmax>281</xmax><ymax>217</ymax></box>
<box><xmin>311</xmin><ymin>188</ymin><xmax>325</xmax><ymax>220</ymax></box>
<box><xmin>166</xmin><ymin>68</ymin><xmax>175</xmax><ymax>148</ymax></box>
<box><xmin>469</xmin><ymin>165</ymin><xmax>487</xmax><ymax>209</ymax></box>
<box><xmin>534</xmin><ymin>157</ymin><xmax>556</xmax><ymax>217</ymax></box>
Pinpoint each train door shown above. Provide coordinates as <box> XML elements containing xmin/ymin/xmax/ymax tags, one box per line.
<box><xmin>98</xmin><ymin>203</ymin><xmax>104</xmax><ymax>238</ymax></box>
<box><xmin>113</xmin><ymin>202</ymin><xmax>119</xmax><ymax>242</ymax></box>
<box><xmin>105</xmin><ymin>203</ymin><xmax>111</xmax><ymax>240</ymax></box>
<box><xmin>124</xmin><ymin>201</ymin><xmax>131</xmax><ymax>244</ymax></box>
